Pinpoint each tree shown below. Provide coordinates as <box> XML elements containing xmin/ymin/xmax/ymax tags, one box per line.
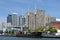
<box><xmin>26</xmin><ymin>29</ymin><xmax>31</xmax><ymax>33</ymax></box>
<box><xmin>44</xmin><ymin>26</ymin><xmax>57</xmax><ymax>33</ymax></box>
<box><xmin>5</xmin><ymin>29</ymin><xmax>8</xmax><ymax>34</ymax></box>
<box><xmin>50</xmin><ymin>28</ymin><xmax>57</xmax><ymax>33</ymax></box>
<box><xmin>35</xmin><ymin>27</ymin><xmax>43</xmax><ymax>32</ymax></box>
<box><xmin>5</xmin><ymin>29</ymin><xmax>14</xmax><ymax>34</ymax></box>
<box><xmin>8</xmin><ymin>30</ymin><xmax>14</xmax><ymax>34</ymax></box>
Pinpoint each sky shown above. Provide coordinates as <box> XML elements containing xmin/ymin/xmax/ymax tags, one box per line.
<box><xmin>0</xmin><ymin>0</ymin><xmax>60</xmax><ymax>22</ymax></box>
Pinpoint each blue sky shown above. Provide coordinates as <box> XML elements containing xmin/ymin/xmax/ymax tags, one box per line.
<box><xmin>0</xmin><ymin>0</ymin><xmax>60</xmax><ymax>22</ymax></box>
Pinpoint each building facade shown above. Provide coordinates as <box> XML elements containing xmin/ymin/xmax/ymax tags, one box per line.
<box><xmin>26</xmin><ymin>9</ymin><xmax>45</xmax><ymax>31</ymax></box>
<box><xmin>7</xmin><ymin>14</ymin><xmax>12</xmax><ymax>24</ymax></box>
<box><xmin>12</xmin><ymin>13</ymin><xmax>18</xmax><ymax>27</ymax></box>
<box><xmin>19</xmin><ymin>16</ymin><xmax>25</xmax><ymax>26</ymax></box>
<box><xmin>19</xmin><ymin>16</ymin><xmax>26</xmax><ymax>31</ymax></box>
<box><xmin>34</xmin><ymin>9</ymin><xmax>45</xmax><ymax>28</ymax></box>
<box><xmin>45</xmin><ymin>16</ymin><xmax>56</xmax><ymax>26</ymax></box>
<box><xmin>26</xmin><ymin>12</ymin><xmax>34</xmax><ymax>31</ymax></box>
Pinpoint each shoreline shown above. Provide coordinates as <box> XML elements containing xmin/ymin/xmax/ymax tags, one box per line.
<box><xmin>0</xmin><ymin>34</ymin><xmax>60</xmax><ymax>38</ymax></box>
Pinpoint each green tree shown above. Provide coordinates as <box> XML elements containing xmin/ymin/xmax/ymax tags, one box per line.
<box><xmin>26</xmin><ymin>29</ymin><xmax>31</xmax><ymax>33</ymax></box>
<box><xmin>5</xmin><ymin>29</ymin><xmax>8</xmax><ymax>34</ymax></box>
<box><xmin>50</xmin><ymin>28</ymin><xmax>57</xmax><ymax>33</ymax></box>
<box><xmin>44</xmin><ymin>26</ymin><xmax>57</xmax><ymax>33</ymax></box>
<box><xmin>12</xmin><ymin>30</ymin><xmax>14</xmax><ymax>34</ymax></box>
<box><xmin>35</xmin><ymin>27</ymin><xmax>43</xmax><ymax>32</ymax></box>
<box><xmin>8</xmin><ymin>30</ymin><xmax>14</xmax><ymax>34</ymax></box>
<box><xmin>5</xmin><ymin>29</ymin><xmax>14</xmax><ymax>34</ymax></box>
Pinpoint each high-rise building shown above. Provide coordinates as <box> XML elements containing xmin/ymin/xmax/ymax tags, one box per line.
<box><xmin>34</xmin><ymin>9</ymin><xmax>45</xmax><ymax>29</ymax></box>
<box><xmin>26</xmin><ymin>8</ymin><xmax>45</xmax><ymax>31</ymax></box>
<box><xmin>26</xmin><ymin>12</ymin><xmax>34</xmax><ymax>31</ymax></box>
<box><xmin>19</xmin><ymin>16</ymin><xmax>25</xmax><ymax>26</ymax></box>
<box><xmin>7</xmin><ymin>14</ymin><xmax>12</xmax><ymax>24</ymax></box>
<box><xmin>19</xmin><ymin>16</ymin><xmax>26</xmax><ymax>31</ymax></box>
<box><xmin>7</xmin><ymin>13</ymin><xmax>18</xmax><ymax>27</ymax></box>
<box><xmin>12</xmin><ymin>13</ymin><xmax>18</xmax><ymax>27</ymax></box>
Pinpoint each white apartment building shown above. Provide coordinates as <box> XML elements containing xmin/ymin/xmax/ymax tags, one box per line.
<box><xmin>45</xmin><ymin>16</ymin><xmax>56</xmax><ymax>26</ymax></box>
<box><xmin>26</xmin><ymin>8</ymin><xmax>45</xmax><ymax>31</ymax></box>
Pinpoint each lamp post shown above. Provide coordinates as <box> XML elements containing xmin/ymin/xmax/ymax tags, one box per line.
<box><xmin>35</xmin><ymin>11</ymin><xmax>37</xmax><ymax>32</ymax></box>
<box><xmin>27</xmin><ymin>13</ymin><xmax>30</xmax><ymax>30</ymax></box>
<box><xmin>47</xmin><ymin>13</ymin><xmax>50</xmax><ymax>27</ymax></box>
<box><xmin>21</xmin><ymin>9</ymin><xmax>24</xmax><ymax>31</ymax></box>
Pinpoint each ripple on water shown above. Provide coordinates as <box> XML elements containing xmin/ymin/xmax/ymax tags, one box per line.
<box><xmin>0</xmin><ymin>36</ymin><xmax>60</xmax><ymax>40</ymax></box>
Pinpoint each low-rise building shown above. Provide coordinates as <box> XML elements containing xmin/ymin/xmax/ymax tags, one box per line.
<box><xmin>50</xmin><ymin>21</ymin><xmax>60</xmax><ymax>29</ymax></box>
<box><xmin>45</xmin><ymin>16</ymin><xmax>56</xmax><ymax>26</ymax></box>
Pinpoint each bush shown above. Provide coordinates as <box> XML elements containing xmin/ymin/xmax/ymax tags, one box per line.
<box><xmin>5</xmin><ymin>29</ymin><xmax>14</xmax><ymax>34</ymax></box>
<box><xmin>50</xmin><ymin>28</ymin><xmax>57</xmax><ymax>33</ymax></box>
<box><xmin>45</xmin><ymin>26</ymin><xmax>57</xmax><ymax>33</ymax></box>
<box><xmin>26</xmin><ymin>29</ymin><xmax>31</xmax><ymax>33</ymax></box>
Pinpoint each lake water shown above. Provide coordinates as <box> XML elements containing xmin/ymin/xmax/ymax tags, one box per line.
<box><xmin>0</xmin><ymin>36</ymin><xmax>60</xmax><ymax>40</ymax></box>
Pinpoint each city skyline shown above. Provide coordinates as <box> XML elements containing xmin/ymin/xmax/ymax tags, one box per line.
<box><xmin>0</xmin><ymin>0</ymin><xmax>60</xmax><ymax>22</ymax></box>
<box><xmin>0</xmin><ymin>9</ymin><xmax>58</xmax><ymax>31</ymax></box>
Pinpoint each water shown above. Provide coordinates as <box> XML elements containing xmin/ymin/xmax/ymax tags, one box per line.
<box><xmin>0</xmin><ymin>36</ymin><xmax>60</xmax><ymax>40</ymax></box>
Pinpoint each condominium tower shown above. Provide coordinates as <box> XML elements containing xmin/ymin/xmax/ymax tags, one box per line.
<box><xmin>19</xmin><ymin>16</ymin><xmax>25</xmax><ymax>27</ymax></box>
<box><xmin>26</xmin><ymin>8</ymin><xmax>45</xmax><ymax>31</ymax></box>
<box><xmin>12</xmin><ymin>13</ymin><xmax>18</xmax><ymax>27</ymax></box>
<box><xmin>7</xmin><ymin>13</ymin><xmax>18</xmax><ymax>27</ymax></box>
<box><xmin>7</xmin><ymin>14</ymin><xmax>12</xmax><ymax>24</ymax></box>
